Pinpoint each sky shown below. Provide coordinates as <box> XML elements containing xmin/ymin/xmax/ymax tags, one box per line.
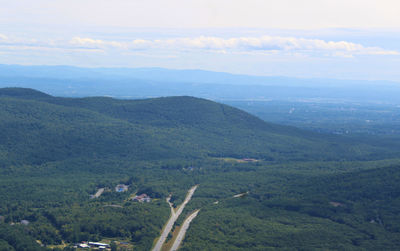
<box><xmin>1</xmin><ymin>0</ymin><xmax>400</xmax><ymax>81</ymax></box>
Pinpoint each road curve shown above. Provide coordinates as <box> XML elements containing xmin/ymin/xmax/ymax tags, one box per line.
<box><xmin>170</xmin><ymin>209</ymin><xmax>200</xmax><ymax>251</ymax></box>
<box><xmin>152</xmin><ymin>185</ymin><xmax>198</xmax><ymax>251</ymax></box>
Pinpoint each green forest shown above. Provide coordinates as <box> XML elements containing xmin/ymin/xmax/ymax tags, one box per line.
<box><xmin>1</xmin><ymin>88</ymin><xmax>400</xmax><ymax>250</ymax></box>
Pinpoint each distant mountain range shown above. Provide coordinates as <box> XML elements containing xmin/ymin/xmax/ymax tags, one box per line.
<box><xmin>1</xmin><ymin>64</ymin><xmax>400</xmax><ymax>103</ymax></box>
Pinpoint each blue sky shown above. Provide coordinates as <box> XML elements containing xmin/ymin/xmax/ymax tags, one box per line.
<box><xmin>1</xmin><ymin>0</ymin><xmax>400</xmax><ymax>81</ymax></box>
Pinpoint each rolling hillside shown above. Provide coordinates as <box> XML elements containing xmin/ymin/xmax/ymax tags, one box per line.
<box><xmin>0</xmin><ymin>88</ymin><xmax>395</xmax><ymax>167</ymax></box>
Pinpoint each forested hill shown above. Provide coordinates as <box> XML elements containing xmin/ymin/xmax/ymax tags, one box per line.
<box><xmin>2</xmin><ymin>88</ymin><xmax>400</xmax><ymax>250</ymax></box>
<box><xmin>0</xmin><ymin>87</ymin><xmax>396</xmax><ymax>166</ymax></box>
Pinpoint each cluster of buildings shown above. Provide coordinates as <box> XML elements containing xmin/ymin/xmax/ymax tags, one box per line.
<box><xmin>7</xmin><ymin>219</ymin><xmax>29</xmax><ymax>226</ymax></box>
<box><xmin>89</xmin><ymin>184</ymin><xmax>152</xmax><ymax>203</ymax></box>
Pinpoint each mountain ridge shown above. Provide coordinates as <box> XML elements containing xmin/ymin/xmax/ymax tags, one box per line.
<box><xmin>0</xmin><ymin>87</ymin><xmax>398</xmax><ymax>167</ymax></box>
<box><xmin>1</xmin><ymin>64</ymin><xmax>400</xmax><ymax>87</ymax></box>
<box><xmin>2</xmin><ymin>64</ymin><xmax>400</xmax><ymax>103</ymax></box>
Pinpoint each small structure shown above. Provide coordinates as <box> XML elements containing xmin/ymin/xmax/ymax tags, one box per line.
<box><xmin>88</xmin><ymin>242</ymin><xmax>110</xmax><ymax>248</ymax></box>
<box><xmin>115</xmin><ymin>184</ymin><xmax>129</xmax><ymax>192</ymax></box>
<box><xmin>78</xmin><ymin>243</ymin><xmax>89</xmax><ymax>248</ymax></box>
<box><xmin>20</xmin><ymin>220</ymin><xmax>29</xmax><ymax>225</ymax></box>
<box><xmin>242</xmin><ymin>158</ymin><xmax>258</xmax><ymax>162</ymax></box>
<box><xmin>183</xmin><ymin>166</ymin><xmax>195</xmax><ymax>171</ymax></box>
<box><xmin>132</xmin><ymin>193</ymin><xmax>151</xmax><ymax>203</ymax></box>
<box><xmin>329</xmin><ymin>201</ymin><xmax>344</xmax><ymax>207</ymax></box>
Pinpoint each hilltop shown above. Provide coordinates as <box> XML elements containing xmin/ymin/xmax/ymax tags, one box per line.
<box><xmin>0</xmin><ymin>88</ymin><xmax>394</xmax><ymax>166</ymax></box>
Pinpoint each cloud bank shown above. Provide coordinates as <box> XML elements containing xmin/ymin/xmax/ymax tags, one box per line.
<box><xmin>1</xmin><ymin>33</ymin><xmax>398</xmax><ymax>57</ymax></box>
<box><xmin>70</xmin><ymin>35</ymin><xmax>399</xmax><ymax>57</ymax></box>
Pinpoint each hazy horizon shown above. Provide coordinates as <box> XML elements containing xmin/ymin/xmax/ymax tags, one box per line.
<box><xmin>1</xmin><ymin>0</ymin><xmax>400</xmax><ymax>81</ymax></box>
<box><xmin>3</xmin><ymin>62</ymin><xmax>400</xmax><ymax>84</ymax></box>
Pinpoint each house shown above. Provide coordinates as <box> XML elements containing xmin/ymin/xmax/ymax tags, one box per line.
<box><xmin>20</xmin><ymin>220</ymin><xmax>29</xmax><ymax>225</ymax></box>
<box><xmin>132</xmin><ymin>193</ymin><xmax>151</xmax><ymax>203</ymax></box>
<box><xmin>115</xmin><ymin>184</ymin><xmax>129</xmax><ymax>192</ymax></box>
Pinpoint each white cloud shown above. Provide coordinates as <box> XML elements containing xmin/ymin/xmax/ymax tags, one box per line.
<box><xmin>68</xmin><ymin>35</ymin><xmax>400</xmax><ymax>57</ymax></box>
<box><xmin>0</xmin><ymin>33</ymin><xmax>398</xmax><ymax>57</ymax></box>
<box><xmin>70</xmin><ymin>37</ymin><xmax>125</xmax><ymax>49</ymax></box>
<box><xmin>0</xmin><ymin>34</ymin><xmax>9</xmax><ymax>41</ymax></box>
<box><xmin>176</xmin><ymin>36</ymin><xmax>400</xmax><ymax>56</ymax></box>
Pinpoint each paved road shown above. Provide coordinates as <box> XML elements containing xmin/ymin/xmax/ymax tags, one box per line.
<box><xmin>170</xmin><ymin>209</ymin><xmax>200</xmax><ymax>251</ymax></box>
<box><xmin>152</xmin><ymin>185</ymin><xmax>198</xmax><ymax>251</ymax></box>
<box><xmin>91</xmin><ymin>188</ymin><xmax>105</xmax><ymax>199</ymax></box>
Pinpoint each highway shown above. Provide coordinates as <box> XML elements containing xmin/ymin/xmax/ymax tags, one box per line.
<box><xmin>152</xmin><ymin>185</ymin><xmax>198</xmax><ymax>251</ymax></box>
<box><xmin>170</xmin><ymin>209</ymin><xmax>200</xmax><ymax>251</ymax></box>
